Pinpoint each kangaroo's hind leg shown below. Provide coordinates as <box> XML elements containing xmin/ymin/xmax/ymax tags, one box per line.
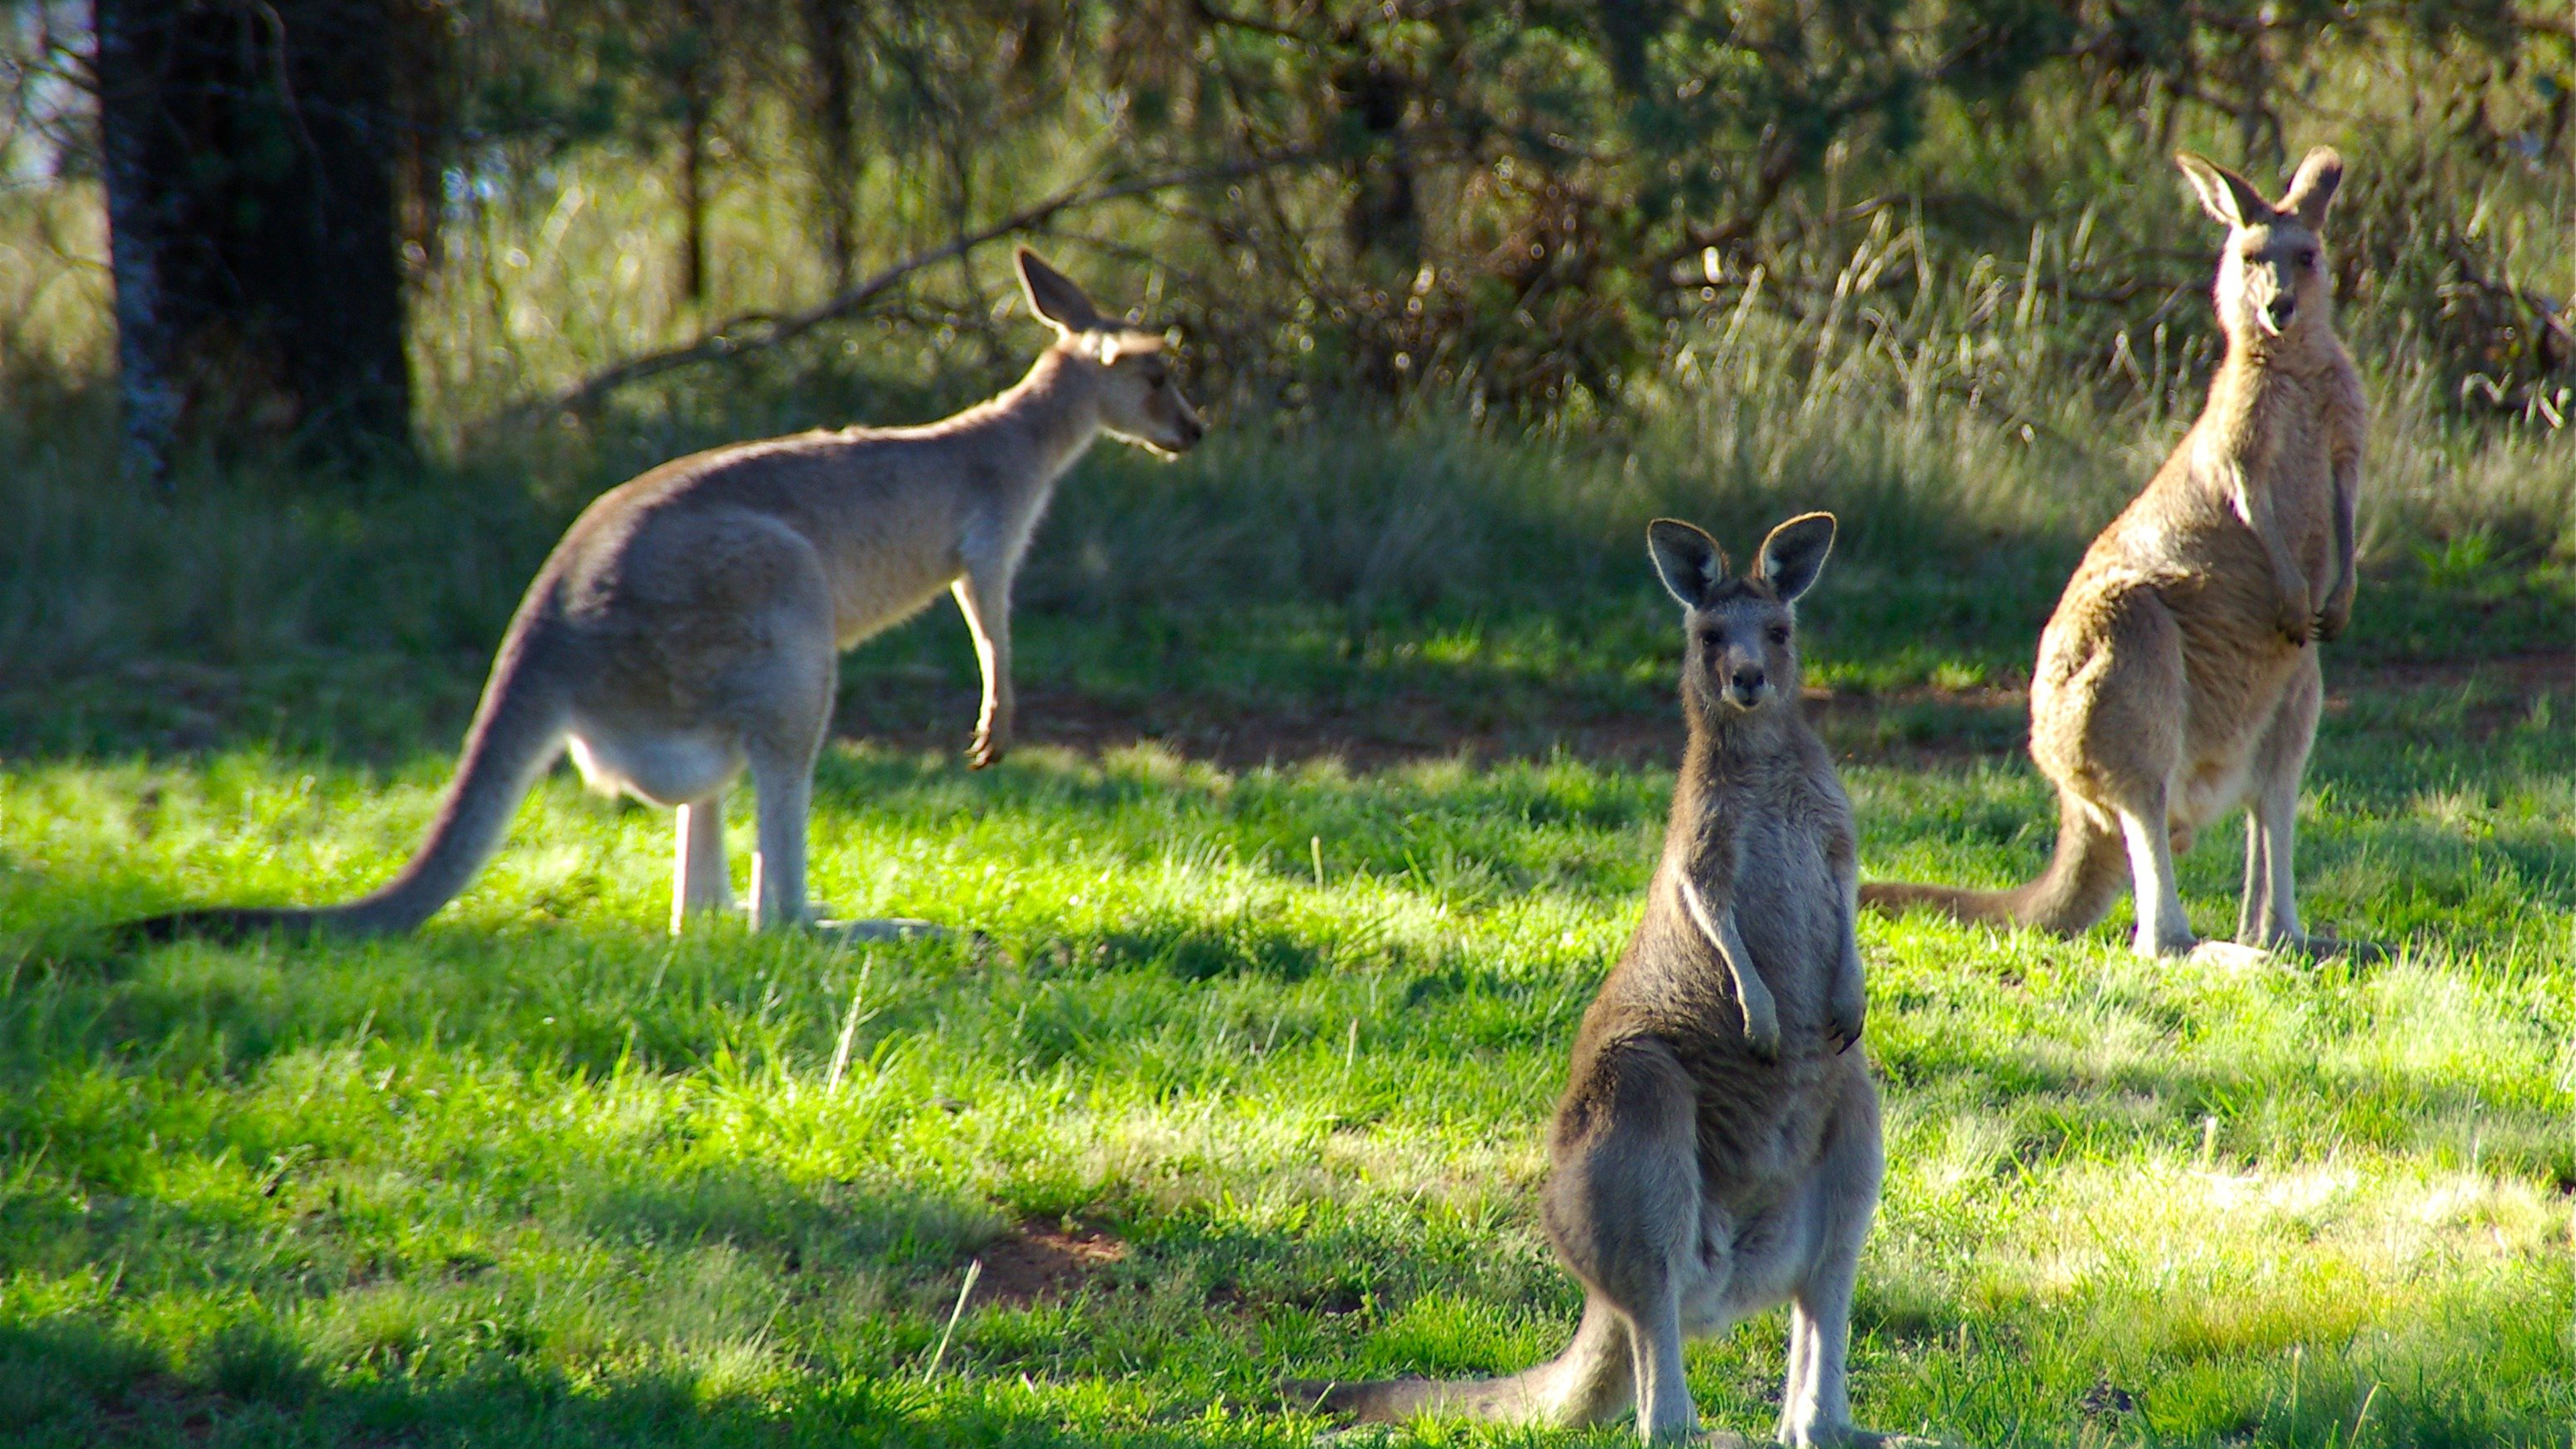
<box><xmin>2046</xmin><ymin>590</ymin><xmax>2196</xmax><ymax>956</ymax></box>
<box><xmin>1778</xmin><ymin>1078</ymin><xmax>1887</xmax><ymax>1448</ymax></box>
<box><xmin>671</xmin><ymin>794</ymin><xmax>735</xmax><ymax>934</ymax></box>
<box><xmin>2237</xmin><ymin>649</ymin><xmax>2319</xmax><ymax>951</ymax></box>
<box><xmin>739</xmin><ymin>606</ymin><xmax>948</xmax><ymax>941</ymax></box>
<box><xmin>742</xmin><ymin>637</ymin><xmax>827</xmax><ymax>930</ymax></box>
<box><xmin>1543</xmin><ymin>1040</ymin><xmax>1707</xmax><ymax>1443</ymax></box>
<box><xmin>2231</xmin><ymin>652</ymin><xmax>2377</xmax><ymax>960</ymax></box>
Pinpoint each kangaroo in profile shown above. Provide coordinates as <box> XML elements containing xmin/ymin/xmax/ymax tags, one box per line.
<box><xmin>1287</xmin><ymin>515</ymin><xmax>1894</xmax><ymax>1446</ymax></box>
<box><xmin>1865</xmin><ymin>148</ymin><xmax>2365</xmax><ymax>963</ymax></box>
<box><xmin>127</xmin><ymin>249</ymin><xmax>1203</xmax><ymax>943</ymax></box>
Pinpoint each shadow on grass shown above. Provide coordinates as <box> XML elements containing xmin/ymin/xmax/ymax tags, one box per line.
<box><xmin>1</xmin><ymin>1312</ymin><xmax>1262</xmax><ymax>1449</ymax></box>
<box><xmin>0</xmin><ymin>1182</ymin><xmax>1521</xmax><ymax>1448</ymax></box>
<box><xmin>573</xmin><ymin>1167</ymin><xmax>996</xmax><ymax>1273</ymax></box>
<box><xmin>9</xmin><ymin>557</ymin><xmax>2566</xmax><ymax>784</ymax></box>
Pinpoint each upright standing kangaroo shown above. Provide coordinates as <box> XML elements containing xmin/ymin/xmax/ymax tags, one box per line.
<box><xmin>128</xmin><ymin>250</ymin><xmax>1203</xmax><ymax>943</ymax></box>
<box><xmin>1865</xmin><ymin>148</ymin><xmax>2366</xmax><ymax>963</ymax></box>
<box><xmin>1288</xmin><ymin>515</ymin><xmax>1894</xmax><ymax>1446</ymax></box>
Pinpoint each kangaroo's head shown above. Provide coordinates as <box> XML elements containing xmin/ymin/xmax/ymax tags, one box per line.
<box><xmin>2177</xmin><ymin>148</ymin><xmax>2342</xmax><ymax>347</ymax></box>
<box><xmin>1648</xmin><ymin>513</ymin><xmax>1836</xmax><ymax>720</ymax></box>
<box><xmin>1015</xmin><ymin>248</ymin><xmax>1206</xmax><ymax>456</ymax></box>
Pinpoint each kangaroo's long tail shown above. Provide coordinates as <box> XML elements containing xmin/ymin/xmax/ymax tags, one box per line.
<box><xmin>1860</xmin><ymin>794</ymin><xmax>2127</xmax><ymax>936</ymax></box>
<box><xmin>120</xmin><ymin>631</ymin><xmax>570</xmax><ymax>945</ymax></box>
<box><xmin>1282</xmin><ymin>1300</ymin><xmax>1632</xmax><ymax>1430</ymax></box>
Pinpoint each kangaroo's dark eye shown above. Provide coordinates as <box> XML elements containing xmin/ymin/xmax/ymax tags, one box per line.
<box><xmin>1767</xmin><ymin>625</ymin><xmax>1791</xmax><ymax>645</ymax></box>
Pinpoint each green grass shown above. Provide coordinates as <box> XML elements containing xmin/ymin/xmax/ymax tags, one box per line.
<box><xmin>3</xmin><ymin>417</ymin><xmax>2571</xmax><ymax>1444</ymax></box>
<box><xmin>1</xmin><ymin>212</ymin><xmax>2571</xmax><ymax>1442</ymax></box>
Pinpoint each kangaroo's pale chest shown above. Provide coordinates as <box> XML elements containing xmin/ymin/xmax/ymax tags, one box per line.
<box><xmin>1730</xmin><ymin>806</ymin><xmax>1842</xmax><ymax>977</ymax></box>
<box><xmin>2206</xmin><ymin>375</ymin><xmax>2343</xmax><ymax>580</ymax></box>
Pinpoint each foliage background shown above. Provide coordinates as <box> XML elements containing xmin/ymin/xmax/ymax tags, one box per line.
<box><xmin>5</xmin><ymin>1</ymin><xmax>2574</xmax><ymax>429</ymax></box>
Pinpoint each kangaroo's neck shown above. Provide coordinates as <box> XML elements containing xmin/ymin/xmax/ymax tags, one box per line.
<box><xmin>2196</xmin><ymin>323</ymin><xmax>2348</xmax><ymax>462</ymax></box>
<box><xmin>1664</xmin><ymin>706</ymin><xmax>1786</xmax><ymax>867</ymax></box>
<box><xmin>936</xmin><ymin>346</ymin><xmax>1104</xmax><ymax>492</ymax></box>
<box><xmin>1681</xmin><ymin>697</ymin><xmax>1793</xmax><ymax>771</ymax></box>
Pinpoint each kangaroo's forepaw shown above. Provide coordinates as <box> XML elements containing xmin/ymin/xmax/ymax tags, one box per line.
<box><xmin>967</xmin><ymin>723</ymin><xmax>1012</xmax><ymax>769</ymax></box>
<box><xmin>1827</xmin><ymin>990</ymin><xmax>1866</xmax><ymax>1053</ymax></box>
<box><xmin>1742</xmin><ymin>1013</ymin><xmax>1782</xmax><ymax>1063</ymax></box>
<box><xmin>2275</xmin><ymin>590</ymin><xmax>2315</xmax><ymax>646</ymax></box>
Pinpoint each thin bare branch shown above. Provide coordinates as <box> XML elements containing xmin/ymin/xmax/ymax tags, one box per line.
<box><xmin>532</xmin><ymin>152</ymin><xmax>1320</xmax><ymax>418</ymax></box>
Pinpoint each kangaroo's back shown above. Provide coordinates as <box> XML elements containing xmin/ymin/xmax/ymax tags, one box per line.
<box><xmin>537</xmin><ymin>428</ymin><xmax>995</xmax><ymax>655</ymax></box>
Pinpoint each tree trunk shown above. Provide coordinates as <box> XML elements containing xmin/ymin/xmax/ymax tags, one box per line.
<box><xmin>676</xmin><ymin>0</ymin><xmax>716</xmax><ymax>308</ymax></box>
<box><xmin>93</xmin><ymin>0</ymin><xmax>413</xmax><ymax>482</ymax></box>
<box><xmin>388</xmin><ymin>0</ymin><xmax>447</xmax><ymax>285</ymax></box>
<box><xmin>803</xmin><ymin>0</ymin><xmax>858</xmax><ymax>292</ymax></box>
<box><xmin>1331</xmin><ymin>50</ymin><xmax>1419</xmax><ymax>393</ymax></box>
<box><xmin>1336</xmin><ymin>55</ymin><xmax>1419</xmax><ymax>276</ymax></box>
<box><xmin>679</xmin><ymin>101</ymin><xmax>710</xmax><ymax>307</ymax></box>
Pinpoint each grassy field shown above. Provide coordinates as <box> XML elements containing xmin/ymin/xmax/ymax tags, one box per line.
<box><xmin>3</xmin><ymin>388</ymin><xmax>2573</xmax><ymax>1448</ymax></box>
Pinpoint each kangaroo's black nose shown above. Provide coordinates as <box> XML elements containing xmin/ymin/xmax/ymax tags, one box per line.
<box><xmin>2267</xmin><ymin>295</ymin><xmax>2296</xmax><ymax>328</ymax></box>
<box><xmin>1731</xmin><ymin>665</ymin><xmax>1766</xmax><ymax>697</ymax></box>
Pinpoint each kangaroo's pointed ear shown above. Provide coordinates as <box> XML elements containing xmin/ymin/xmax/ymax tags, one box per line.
<box><xmin>1754</xmin><ymin>512</ymin><xmax>1837</xmax><ymax>604</ymax></box>
<box><xmin>2280</xmin><ymin>146</ymin><xmax>2343</xmax><ymax>230</ymax></box>
<box><xmin>2176</xmin><ymin>152</ymin><xmax>2267</xmax><ymax>230</ymax></box>
<box><xmin>1648</xmin><ymin>519</ymin><xmax>1728</xmax><ymax>608</ymax></box>
<box><xmin>1016</xmin><ymin>248</ymin><xmax>1101</xmax><ymax>333</ymax></box>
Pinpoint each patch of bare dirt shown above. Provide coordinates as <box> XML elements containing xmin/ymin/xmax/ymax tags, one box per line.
<box><xmin>965</xmin><ymin>1219</ymin><xmax>1128</xmax><ymax>1308</ymax></box>
<box><xmin>837</xmin><ymin>680</ymin><xmax>2025</xmax><ymax>772</ymax></box>
<box><xmin>834</xmin><ymin>651</ymin><xmax>2576</xmax><ymax>775</ymax></box>
<box><xmin>2347</xmin><ymin>649</ymin><xmax>2576</xmax><ymax>739</ymax></box>
<box><xmin>837</xmin><ymin>681</ymin><xmax>1683</xmax><ymax>772</ymax></box>
<box><xmin>2355</xmin><ymin>648</ymin><xmax>2576</xmax><ymax>699</ymax></box>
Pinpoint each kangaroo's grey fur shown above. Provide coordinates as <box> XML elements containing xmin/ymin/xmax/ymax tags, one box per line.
<box><xmin>1285</xmin><ymin>515</ymin><xmax>1900</xmax><ymax>1446</ymax></box>
<box><xmin>1862</xmin><ymin>148</ymin><xmax>2367</xmax><ymax>963</ymax></box>
<box><xmin>125</xmin><ymin>250</ymin><xmax>1203</xmax><ymax>944</ymax></box>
